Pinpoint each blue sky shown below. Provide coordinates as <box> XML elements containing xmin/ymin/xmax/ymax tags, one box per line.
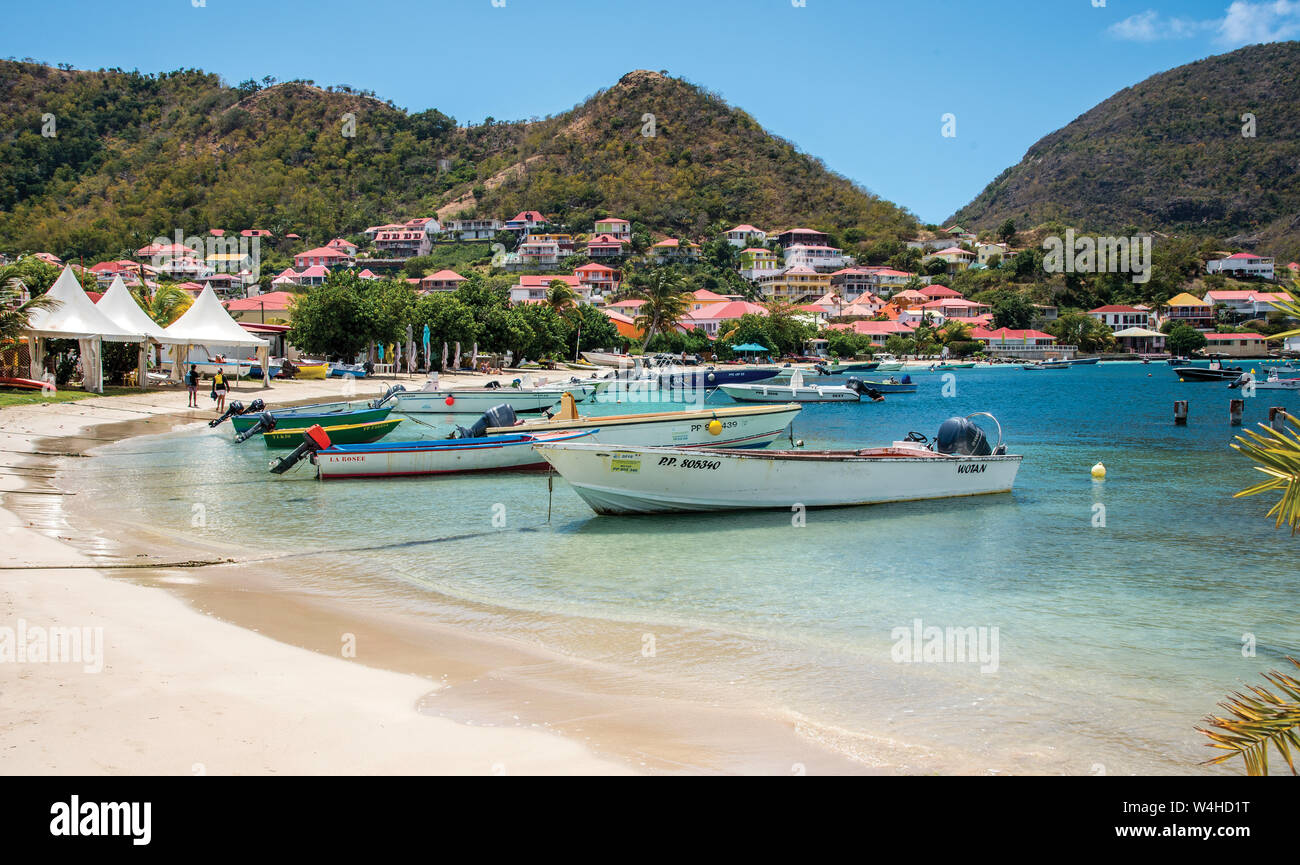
<box><xmin>4</xmin><ymin>0</ymin><xmax>1298</xmax><ymax>224</ymax></box>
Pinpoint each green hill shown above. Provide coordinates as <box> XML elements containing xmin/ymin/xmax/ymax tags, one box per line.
<box><xmin>0</xmin><ymin>63</ymin><xmax>916</xmax><ymax>260</ymax></box>
<box><xmin>951</xmin><ymin>42</ymin><xmax>1300</xmax><ymax>263</ymax></box>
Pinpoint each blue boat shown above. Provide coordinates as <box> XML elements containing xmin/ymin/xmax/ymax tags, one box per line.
<box><xmin>304</xmin><ymin>429</ymin><xmax>595</xmax><ymax>479</ymax></box>
<box><xmin>657</xmin><ymin>367</ymin><xmax>780</xmax><ymax>388</ymax></box>
<box><xmin>329</xmin><ymin>363</ymin><xmax>369</xmax><ymax>378</ymax></box>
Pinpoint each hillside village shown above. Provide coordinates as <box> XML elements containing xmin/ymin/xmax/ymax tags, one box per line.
<box><xmin>4</xmin><ymin>206</ymin><xmax>1298</xmax><ymax>367</ymax></box>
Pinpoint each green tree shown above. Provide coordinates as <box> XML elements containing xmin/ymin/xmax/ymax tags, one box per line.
<box><xmin>997</xmin><ymin>219</ymin><xmax>1016</xmax><ymax>244</ymax></box>
<box><xmin>1165</xmin><ymin>321</ymin><xmax>1208</xmax><ymax>355</ymax></box>
<box><xmin>991</xmin><ymin>292</ymin><xmax>1035</xmax><ymax>330</ymax></box>
<box><xmin>1</xmin><ymin>277</ymin><xmax>60</xmax><ymax>349</ymax></box>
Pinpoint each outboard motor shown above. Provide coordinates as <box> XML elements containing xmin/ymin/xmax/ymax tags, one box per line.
<box><xmin>269</xmin><ymin>424</ymin><xmax>332</xmax><ymax>475</ymax></box>
<box><xmin>371</xmin><ymin>384</ymin><xmax>406</xmax><ymax>408</ymax></box>
<box><xmin>234</xmin><ymin>411</ymin><xmax>278</xmax><ymax>444</ymax></box>
<box><xmin>208</xmin><ymin>400</ymin><xmax>246</xmax><ymax>428</ymax></box>
<box><xmin>845</xmin><ymin>378</ymin><xmax>885</xmax><ymax>402</ymax></box>
<box><xmin>452</xmin><ymin>404</ymin><xmax>519</xmax><ymax>439</ymax></box>
<box><xmin>484</xmin><ymin>380</ymin><xmax>502</xmax><ymax>390</ymax></box>
<box><xmin>935</xmin><ymin>416</ymin><xmax>992</xmax><ymax>457</ymax></box>
<box><xmin>814</xmin><ymin>363</ymin><xmax>832</xmax><ymax>376</ymax></box>
<box><xmin>901</xmin><ymin>374</ymin><xmax>912</xmax><ymax>384</ymax></box>
<box><xmin>1229</xmin><ymin>373</ymin><xmax>1252</xmax><ymax>390</ymax></box>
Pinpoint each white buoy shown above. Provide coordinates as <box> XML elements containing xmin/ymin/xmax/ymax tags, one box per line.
<box><xmin>1091</xmin><ymin>462</ymin><xmax>1106</xmax><ymax>480</ymax></box>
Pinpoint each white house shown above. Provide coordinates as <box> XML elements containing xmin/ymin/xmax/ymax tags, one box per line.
<box><xmin>723</xmin><ymin>224</ymin><xmax>766</xmax><ymax>248</ymax></box>
<box><xmin>784</xmin><ymin>244</ymin><xmax>850</xmax><ymax>272</ymax></box>
<box><xmin>1207</xmin><ymin>252</ymin><xmax>1275</xmax><ymax>280</ymax></box>
<box><xmin>1088</xmin><ymin>304</ymin><xmax>1152</xmax><ymax>332</ymax></box>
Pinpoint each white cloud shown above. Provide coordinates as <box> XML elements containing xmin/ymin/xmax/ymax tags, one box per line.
<box><xmin>1108</xmin><ymin>10</ymin><xmax>1204</xmax><ymax>42</ymax></box>
<box><xmin>1216</xmin><ymin>0</ymin><xmax>1300</xmax><ymax>47</ymax></box>
<box><xmin>1109</xmin><ymin>3</ymin><xmax>1300</xmax><ymax>47</ymax></box>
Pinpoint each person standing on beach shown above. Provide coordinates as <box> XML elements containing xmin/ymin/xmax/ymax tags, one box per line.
<box><xmin>213</xmin><ymin>368</ymin><xmax>229</xmax><ymax>413</ymax></box>
<box><xmin>185</xmin><ymin>365</ymin><xmax>199</xmax><ymax>407</ymax></box>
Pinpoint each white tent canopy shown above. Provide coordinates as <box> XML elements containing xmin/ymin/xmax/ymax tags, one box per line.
<box><xmin>24</xmin><ymin>266</ymin><xmax>146</xmax><ymax>393</ymax></box>
<box><xmin>97</xmin><ymin>275</ymin><xmax>181</xmax><ymax>343</ymax></box>
<box><xmin>25</xmin><ymin>267</ymin><xmax>144</xmax><ymax>342</ymax></box>
<box><xmin>1112</xmin><ymin>327</ymin><xmax>1165</xmax><ymax>338</ymax></box>
<box><xmin>162</xmin><ymin>283</ymin><xmax>271</xmax><ymax>387</ymax></box>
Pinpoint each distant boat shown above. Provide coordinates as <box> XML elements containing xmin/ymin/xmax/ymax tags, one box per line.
<box><xmin>581</xmin><ymin>351</ymin><xmax>635</xmax><ymax>367</ymax></box>
<box><xmin>931</xmin><ymin>362</ymin><xmax>975</xmax><ymax>370</ymax></box>
<box><xmin>1174</xmin><ymin>363</ymin><xmax>1244</xmax><ymax>381</ymax></box>
<box><xmin>391</xmin><ymin>380</ymin><xmax>598</xmax><ymax>414</ymax></box>
<box><xmin>1240</xmin><ymin>370</ymin><xmax>1300</xmax><ymax>391</ymax></box>
<box><xmin>328</xmin><ymin>362</ymin><xmax>369</xmax><ymax>378</ymax></box>
<box><xmin>874</xmin><ymin>362</ymin><xmax>905</xmax><ymax>372</ymax></box>
<box><xmin>262</xmin><ymin>417</ymin><xmax>402</xmax><ymax>448</ymax></box>
<box><xmin>0</xmin><ymin>376</ymin><xmax>51</xmax><ymax>391</ymax></box>
<box><xmin>1065</xmin><ymin>357</ymin><xmax>1100</xmax><ymax>365</ymax></box>
<box><xmin>536</xmin><ymin>413</ymin><xmax>1021</xmax><ymax>515</ymax></box>
<box><xmin>854</xmin><ymin>377</ymin><xmax>917</xmax><ymax>393</ymax></box>
<box><xmin>719</xmin><ymin>373</ymin><xmax>882</xmax><ymax>403</ymax></box>
<box><xmin>1040</xmin><ymin>361</ymin><xmax>1071</xmax><ymax>369</ymax></box>
<box><xmin>494</xmin><ymin>398</ymin><xmax>800</xmax><ymax>448</ymax></box>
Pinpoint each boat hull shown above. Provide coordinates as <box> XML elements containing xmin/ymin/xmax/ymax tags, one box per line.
<box><xmin>263</xmin><ymin>418</ymin><xmax>402</xmax><ymax>448</ymax></box>
<box><xmin>231</xmin><ymin>404</ymin><xmax>390</xmax><ymax>433</ymax></box>
<box><xmin>537</xmin><ymin>442</ymin><xmax>1023</xmax><ymax>514</ymax></box>
<box><xmin>718</xmin><ymin>383</ymin><xmax>861</xmax><ymax>403</ymax></box>
<box><xmin>493</xmin><ymin>404</ymin><xmax>800</xmax><ymax>448</ymax></box>
<box><xmin>392</xmin><ymin>383</ymin><xmax>597</xmax><ymax>415</ymax></box>
<box><xmin>1174</xmin><ymin>366</ymin><xmax>1243</xmax><ymax>381</ymax></box>
<box><xmin>315</xmin><ymin>431</ymin><xmax>590</xmax><ymax>479</ymax></box>
<box><xmin>856</xmin><ymin>380</ymin><xmax>918</xmax><ymax>393</ymax></box>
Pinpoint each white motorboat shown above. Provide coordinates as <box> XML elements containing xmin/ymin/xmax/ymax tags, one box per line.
<box><xmin>492</xmin><ymin>395</ymin><xmax>800</xmax><ymax>448</ymax></box>
<box><xmin>536</xmin><ymin>413</ymin><xmax>1022</xmax><ymax>515</ymax></box>
<box><xmin>390</xmin><ymin>378</ymin><xmax>599</xmax><ymax>414</ymax></box>
<box><xmin>717</xmin><ymin>370</ymin><xmax>881</xmax><ymax>403</ymax></box>
<box><xmin>581</xmin><ymin>351</ymin><xmax>635</xmax><ymax>367</ymax></box>
<box><xmin>1239</xmin><ymin>369</ymin><xmax>1300</xmax><ymax>391</ymax></box>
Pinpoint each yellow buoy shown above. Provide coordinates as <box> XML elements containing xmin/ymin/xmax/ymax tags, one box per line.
<box><xmin>707</xmin><ymin>419</ymin><xmax>722</xmax><ymax>435</ymax></box>
<box><xmin>1091</xmin><ymin>462</ymin><xmax>1106</xmax><ymax>479</ymax></box>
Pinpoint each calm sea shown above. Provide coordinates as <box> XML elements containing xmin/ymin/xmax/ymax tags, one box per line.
<box><xmin>67</xmin><ymin>362</ymin><xmax>1300</xmax><ymax>774</ymax></box>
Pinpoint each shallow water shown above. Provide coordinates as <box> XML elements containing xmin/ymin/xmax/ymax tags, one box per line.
<box><xmin>68</xmin><ymin>363</ymin><xmax>1300</xmax><ymax>774</ymax></box>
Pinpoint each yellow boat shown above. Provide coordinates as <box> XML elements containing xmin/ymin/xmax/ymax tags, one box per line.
<box><xmin>295</xmin><ymin>363</ymin><xmax>328</xmax><ymax>380</ymax></box>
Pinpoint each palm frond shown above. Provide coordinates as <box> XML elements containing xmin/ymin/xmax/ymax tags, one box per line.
<box><xmin>1231</xmin><ymin>411</ymin><xmax>1300</xmax><ymax>534</ymax></box>
<box><xmin>1262</xmin><ymin>280</ymin><xmax>1300</xmax><ymax>341</ymax></box>
<box><xmin>1197</xmin><ymin>657</ymin><xmax>1300</xmax><ymax>776</ymax></box>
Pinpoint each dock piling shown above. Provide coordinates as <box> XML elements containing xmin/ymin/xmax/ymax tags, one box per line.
<box><xmin>1229</xmin><ymin>399</ymin><xmax>1244</xmax><ymax>426</ymax></box>
<box><xmin>1269</xmin><ymin>407</ymin><xmax>1290</xmax><ymax>432</ymax></box>
<box><xmin>1173</xmin><ymin>401</ymin><xmax>1188</xmax><ymax>425</ymax></box>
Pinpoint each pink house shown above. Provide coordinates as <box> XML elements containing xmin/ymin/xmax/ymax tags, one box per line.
<box><xmin>294</xmin><ymin>246</ymin><xmax>354</xmax><ymax>269</ymax></box>
<box><xmin>685</xmin><ymin>300</ymin><xmax>767</xmax><ymax>337</ymax></box>
<box><xmin>420</xmin><ymin>270</ymin><xmax>467</xmax><ymax>292</ymax></box>
<box><xmin>586</xmin><ymin>233</ymin><xmax>627</xmax><ymax>258</ymax></box>
<box><xmin>574</xmin><ymin>263</ymin><xmax>620</xmax><ymax>297</ymax></box>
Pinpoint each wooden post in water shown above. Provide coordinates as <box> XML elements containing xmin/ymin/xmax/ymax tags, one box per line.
<box><xmin>1270</xmin><ymin>407</ymin><xmax>1290</xmax><ymax>432</ymax></box>
<box><xmin>1174</xmin><ymin>400</ymin><xmax>1188</xmax><ymax>425</ymax></box>
<box><xmin>1229</xmin><ymin>399</ymin><xmax>1244</xmax><ymax>426</ymax></box>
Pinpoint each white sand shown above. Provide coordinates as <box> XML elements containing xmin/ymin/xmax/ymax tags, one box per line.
<box><xmin>0</xmin><ymin>376</ymin><xmax>633</xmax><ymax>775</ymax></box>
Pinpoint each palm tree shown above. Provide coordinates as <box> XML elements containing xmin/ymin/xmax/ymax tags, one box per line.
<box><xmin>545</xmin><ymin>279</ymin><xmax>576</xmax><ymax>316</ymax></box>
<box><xmin>631</xmin><ymin>269</ymin><xmax>690</xmax><ymax>349</ymax></box>
<box><xmin>1233</xmin><ymin>281</ymin><xmax>1300</xmax><ymax>533</ymax></box>
<box><xmin>1</xmin><ymin>277</ymin><xmax>61</xmax><ymax>349</ymax></box>
<box><xmin>131</xmin><ymin>280</ymin><xmax>194</xmax><ymax>367</ymax></box>
<box><xmin>132</xmin><ymin>281</ymin><xmax>193</xmax><ymax>328</ymax></box>
<box><xmin>1197</xmin><ymin>657</ymin><xmax>1300</xmax><ymax>775</ymax></box>
<box><xmin>937</xmin><ymin>320</ymin><xmax>973</xmax><ymax>346</ymax></box>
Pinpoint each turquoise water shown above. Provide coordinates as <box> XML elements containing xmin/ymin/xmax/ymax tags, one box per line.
<box><xmin>71</xmin><ymin>363</ymin><xmax>1299</xmax><ymax>773</ymax></box>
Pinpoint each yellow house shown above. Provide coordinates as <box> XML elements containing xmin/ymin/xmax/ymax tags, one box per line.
<box><xmin>756</xmin><ymin>265</ymin><xmax>832</xmax><ymax>303</ymax></box>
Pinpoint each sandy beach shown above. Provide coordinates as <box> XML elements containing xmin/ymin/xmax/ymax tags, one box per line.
<box><xmin>1</xmin><ymin>373</ymin><xmax>884</xmax><ymax>775</ymax></box>
<box><xmin>0</xmin><ymin>374</ymin><xmax>643</xmax><ymax>775</ymax></box>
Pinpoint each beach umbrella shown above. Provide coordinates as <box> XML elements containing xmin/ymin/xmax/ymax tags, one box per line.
<box><xmin>422</xmin><ymin>324</ymin><xmax>431</xmax><ymax>371</ymax></box>
<box><xmin>406</xmin><ymin>324</ymin><xmax>416</xmax><ymax>375</ymax></box>
<box><xmin>471</xmin><ymin>342</ymin><xmax>479</xmax><ymax>369</ymax></box>
<box><xmin>395</xmin><ymin>340</ymin><xmax>402</xmax><ymax>371</ymax></box>
<box><xmin>452</xmin><ymin>341</ymin><xmax>461</xmax><ymax>370</ymax></box>
<box><xmin>441</xmin><ymin>341</ymin><xmax>448</xmax><ymax>371</ymax></box>
<box><xmin>377</xmin><ymin>343</ymin><xmax>384</xmax><ymax>363</ymax></box>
